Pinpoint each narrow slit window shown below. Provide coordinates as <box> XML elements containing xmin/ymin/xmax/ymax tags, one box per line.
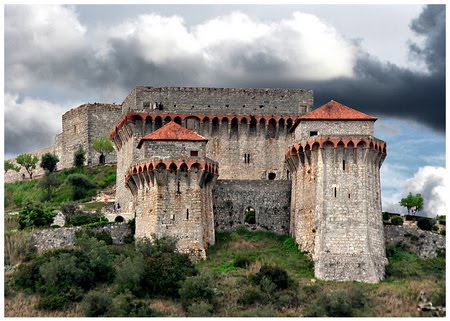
<box><xmin>343</xmin><ymin>160</ymin><xmax>346</xmax><ymax>170</ymax></box>
<box><xmin>177</xmin><ymin>181</ymin><xmax>181</xmax><ymax>194</ymax></box>
<box><xmin>334</xmin><ymin>187</ymin><xmax>337</xmax><ymax>198</ymax></box>
<box><xmin>186</xmin><ymin>209</ymin><xmax>189</xmax><ymax>220</ymax></box>
<box><xmin>244</xmin><ymin>154</ymin><xmax>247</xmax><ymax>163</ymax></box>
<box><xmin>310</xmin><ymin>131</ymin><xmax>318</xmax><ymax>136</ymax></box>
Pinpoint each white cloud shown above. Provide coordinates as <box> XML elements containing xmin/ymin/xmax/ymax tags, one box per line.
<box><xmin>383</xmin><ymin>166</ymin><xmax>447</xmax><ymax>217</ymax></box>
<box><xmin>5</xmin><ymin>5</ymin><xmax>87</xmax><ymax>91</ymax></box>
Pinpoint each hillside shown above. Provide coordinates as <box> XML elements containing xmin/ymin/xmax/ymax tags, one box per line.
<box><xmin>4</xmin><ymin>222</ymin><xmax>445</xmax><ymax>317</ymax></box>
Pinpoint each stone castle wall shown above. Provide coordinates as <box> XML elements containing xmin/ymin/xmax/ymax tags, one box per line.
<box><xmin>122</xmin><ymin>86</ymin><xmax>314</xmax><ymax>116</ymax></box>
<box><xmin>5</xmin><ymin>104</ymin><xmax>121</xmax><ymax>183</ymax></box>
<box><xmin>213</xmin><ymin>180</ymin><xmax>291</xmax><ymax>235</ymax></box>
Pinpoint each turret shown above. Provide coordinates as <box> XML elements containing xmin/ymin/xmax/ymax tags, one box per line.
<box><xmin>125</xmin><ymin>121</ymin><xmax>218</xmax><ymax>259</ymax></box>
<box><xmin>286</xmin><ymin>100</ymin><xmax>387</xmax><ymax>283</ymax></box>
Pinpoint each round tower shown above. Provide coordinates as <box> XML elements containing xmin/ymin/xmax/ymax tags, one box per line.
<box><xmin>125</xmin><ymin>121</ymin><xmax>218</xmax><ymax>259</ymax></box>
<box><xmin>286</xmin><ymin>100</ymin><xmax>387</xmax><ymax>283</ymax></box>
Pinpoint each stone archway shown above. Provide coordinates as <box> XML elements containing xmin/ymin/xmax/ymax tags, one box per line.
<box><xmin>115</xmin><ymin>215</ymin><xmax>124</xmax><ymax>223</ymax></box>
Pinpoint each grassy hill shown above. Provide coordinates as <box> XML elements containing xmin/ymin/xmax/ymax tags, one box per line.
<box><xmin>4</xmin><ymin>225</ymin><xmax>445</xmax><ymax>317</ymax></box>
<box><xmin>4</xmin><ymin>164</ymin><xmax>116</xmax><ymax>212</ymax></box>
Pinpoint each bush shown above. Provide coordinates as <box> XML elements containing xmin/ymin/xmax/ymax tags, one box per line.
<box><xmin>179</xmin><ymin>272</ymin><xmax>215</xmax><ymax>308</ymax></box>
<box><xmin>417</xmin><ymin>217</ymin><xmax>434</xmax><ymax>231</ymax></box>
<box><xmin>391</xmin><ymin>216</ymin><xmax>404</xmax><ymax>226</ymax></box>
<box><xmin>438</xmin><ymin>216</ymin><xmax>445</xmax><ymax>226</ymax></box>
<box><xmin>252</xmin><ymin>265</ymin><xmax>290</xmax><ymax>291</ymax></box>
<box><xmin>74</xmin><ymin>145</ymin><xmax>86</xmax><ymax>168</ymax></box>
<box><xmin>187</xmin><ymin>301</ymin><xmax>214</xmax><ymax>317</ymax></box>
<box><xmin>382</xmin><ymin>212</ymin><xmax>390</xmax><ymax>221</ymax></box>
<box><xmin>76</xmin><ymin>230</ymin><xmax>113</xmax><ymax>245</ymax></box>
<box><xmin>440</xmin><ymin>228</ymin><xmax>446</xmax><ymax>236</ymax></box>
<box><xmin>18</xmin><ymin>203</ymin><xmax>56</xmax><ymax>230</ymax></box>
<box><xmin>432</xmin><ymin>225</ymin><xmax>439</xmax><ymax>232</ymax></box>
<box><xmin>233</xmin><ymin>255</ymin><xmax>252</xmax><ymax>268</ymax></box>
<box><xmin>106</xmin><ymin>290</ymin><xmax>158</xmax><ymax>317</ymax></box>
<box><xmin>238</xmin><ymin>288</ymin><xmax>266</xmax><ymax>306</ymax></box>
<box><xmin>304</xmin><ymin>290</ymin><xmax>354</xmax><ymax>317</ymax></box>
<box><xmin>4</xmin><ymin>231</ymin><xmax>36</xmax><ymax>266</ymax></box>
<box><xmin>40</xmin><ymin>153</ymin><xmax>59</xmax><ymax>173</ymax></box>
<box><xmin>60</xmin><ymin>201</ymin><xmax>83</xmax><ymax>223</ymax></box>
<box><xmin>81</xmin><ymin>290</ymin><xmax>112</xmax><ymax>317</ymax></box>
<box><xmin>66</xmin><ymin>174</ymin><xmax>94</xmax><ymax>200</ymax></box>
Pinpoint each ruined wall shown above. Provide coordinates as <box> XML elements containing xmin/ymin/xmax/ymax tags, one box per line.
<box><xmin>384</xmin><ymin>225</ymin><xmax>446</xmax><ymax>258</ymax></box>
<box><xmin>213</xmin><ymin>180</ymin><xmax>291</xmax><ymax>235</ymax></box>
<box><xmin>122</xmin><ymin>86</ymin><xmax>313</xmax><ymax>116</ymax></box>
<box><xmin>30</xmin><ymin>223</ymin><xmax>131</xmax><ymax>252</ymax></box>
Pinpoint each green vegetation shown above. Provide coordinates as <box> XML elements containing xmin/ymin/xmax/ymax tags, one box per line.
<box><xmin>399</xmin><ymin>192</ymin><xmax>424</xmax><ymax>215</ymax></box>
<box><xmin>391</xmin><ymin>216</ymin><xmax>404</xmax><ymax>226</ymax></box>
<box><xmin>40</xmin><ymin>153</ymin><xmax>59</xmax><ymax>173</ymax></box>
<box><xmin>91</xmin><ymin>136</ymin><xmax>114</xmax><ymax>164</ymax></box>
<box><xmin>4</xmin><ymin>164</ymin><xmax>116</xmax><ymax>212</ymax></box>
<box><xmin>17</xmin><ymin>203</ymin><xmax>56</xmax><ymax>230</ymax></box>
<box><xmin>5</xmin><ymin>160</ymin><xmax>20</xmax><ymax>174</ymax></box>
<box><xmin>417</xmin><ymin>217</ymin><xmax>435</xmax><ymax>231</ymax></box>
<box><xmin>16</xmin><ymin>153</ymin><xmax>39</xmax><ymax>179</ymax></box>
<box><xmin>4</xmin><ymin>227</ymin><xmax>446</xmax><ymax>317</ymax></box>
<box><xmin>74</xmin><ymin>145</ymin><xmax>86</xmax><ymax>168</ymax></box>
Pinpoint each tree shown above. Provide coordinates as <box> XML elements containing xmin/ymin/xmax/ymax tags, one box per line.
<box><xmin>16</xmin><ymin>153</ymin><xmax>39</xmax><ymax>179</ymax></box>
<box><xmin>91</xmin><ymin>136</ymin><xmax>114</xmax><ymax>164</ymax></box>
<box><xmin>74</xmin><ymin>145</ymin><xmax>86</xmax><ymax>167</ymax></box>
<box><xmin>18</xmin><ymin>202</ymin><xmax>56</xmax><ymax>230</ymax></box>
<box><xmin>4</xmin><ymin>160</ymin><xmax>20</xmax><ymax>175</ymax></box>
<box><xmin>66</xmin><ymin>173</ymin><xmax>94</xmax><ymax>200</ymax></box>
<box><xmin>39</xmin><ymin>173</ymin><xmax>59</xmax><ymax>200</ymax></box>
<box><xmin>40</xmin><ymin>152</ymin><xmax>60</xmax><ymax>173</ymax></box>
<box><xmin>399</xmin><ymin>193</ymin><xmax>424</xmax><ymax>215</ymax></box>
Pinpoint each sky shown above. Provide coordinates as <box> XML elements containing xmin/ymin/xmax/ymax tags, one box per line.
<box><xmin>3</xmin><ymin>3</ymin><xmax>447</xmax><ymax>217</ymax></box>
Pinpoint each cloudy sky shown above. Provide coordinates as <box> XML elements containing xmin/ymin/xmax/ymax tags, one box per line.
<box><xmin>3</xmin><ymin>3</ymin><xmax>446</xmax><ymax>217</ymax></box>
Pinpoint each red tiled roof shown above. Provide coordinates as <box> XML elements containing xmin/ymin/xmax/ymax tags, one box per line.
<box><xmin>137</xmin><ymin>121</ymin><xmax>208</xmax><ymax>148</ymax></box>
<box><xmin>299</xmin><ymin>100</ymin><xmax>377</xmax><ymax>121</ymax></box>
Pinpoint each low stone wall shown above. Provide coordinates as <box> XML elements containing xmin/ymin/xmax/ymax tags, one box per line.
<box><xmin>384</xmin><ymin>225</ymin><xmax>445</xmax><ymax>258</ymax></box>
<box><xmin>31</xmin><ymin>223</ymin><xmax>131</xmax><ymax>252</ymax></box>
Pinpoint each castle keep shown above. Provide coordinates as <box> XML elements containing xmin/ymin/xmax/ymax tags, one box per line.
<box><xmin>8</xmin><ymin>86</ymin><xmax>387</xmax><ymax>283</ymax></box>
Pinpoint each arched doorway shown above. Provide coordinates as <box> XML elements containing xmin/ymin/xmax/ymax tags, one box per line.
<box><xmin>115</xmin><ymin>216</ymin><xmax>124</xmax><ymax>223</ymax></box>
<box><xmin>99</xmin><ymin>154</ymin><xmax>106</xmax><ymax>164</ymax></box>
<box><xmin>244</xmin><ymin>206</ymin><xmax>256</xmax><ymax>225</ymax></box>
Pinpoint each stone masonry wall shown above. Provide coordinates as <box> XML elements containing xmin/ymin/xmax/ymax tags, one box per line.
<box><xmin>384</xmin><ymin>225</ymin><xmax>445</xmax><ymax>258</ymax></box>
<box><xmin>294</xmin><ymin>120</ymin><xmax>374</xmax><ymax>141</ymax></box>
<box><xmin>213</xmin><ymin>180</ymin><xmax>291</xmax><ymax>235</ymax></box>
<box><xmin>122</xmin><ymin>86</ymin><xmax>314</xmax><ymax>116</ymax></box>
<box><xmin>30</xmin><ymin>223</ymin><xmax>131</xmax><ymax>252</ymax></box>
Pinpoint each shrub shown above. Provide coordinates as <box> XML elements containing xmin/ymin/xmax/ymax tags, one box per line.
<box><xmin>417</xmin><ymin>217</ymin><xmax>434</xmax><ymax>231</ymax></box>
<box><xmin>106</xmin><ymin>290</ymin><xmax>158</xmax><ymax>317</ymax></box>
<box><xmin>238</xmin><ymin>288</ymin><xmax>266</xmax><ymax>306</ymax></box>
<box><xmin>60</xmin><ymin>201</ymin><xmax>83</xmax><ymax>222</ymax></box>
<box><xmin>123</xmin><ymin>234</ymin><xmax>134</xmax><ymax>244</ymax></box>
<box><xmin>4</xmin><ymin>231</ymin><xmax>36</xmax><ymax>266</ymax></box>
<box><xmin>304</xmin><ymin>290</ymin><xmax>354</xmax><ymax>317</ymax></box>
<box><xmin>440</xmin><ymin>228</ymin><xmax>446</xmax><ymax>236</ymax></box>
<box><xmin>233</xmin><ymin>255</ymin><xmax>252</xmax><ymax>268</ymax></box>
<box><xmin>252</xmin><ymin>265</ymin><xmax>290</xmax><ymax>291</ymax></box>
<box><xmin>38</xmin><ymin>173</ymin><xmax>58</xmax><ymax>200</ymax></box>
<box><xmin>18</xmin><ymin>203</ymin><xmax>56</xmax><ymax>230</ymax></box>
<box><xmin>40</xmin><ymin>153</ymin><xmax>59</xmax><ymax>173</ymax></box>
<box><xmin>432</xmin><ymin>225</ymin><xmax>439</xmax><ymax>232</ymax></box>
<box><xmin>391</xmin><ymin>216</ymin><xmax>404</xmax><ymax>226</ymax></box>
<box><xmin>81</xmin><ymin>290</ymin><xmax>112</xmax><ymax>317</ymax></box>
<box><xmin>382</xmin><ymin>212</ymin><xmax>390</xmax><ymax>221</ymax></box>
<box><xmin>74</xmin><ymin>145</ymin><xmax>86</xmax><ymax>167</ymax></box>
<box><xmin>66</xmin><ymin>174</ymin><xmax>94</xmax><ymax>200</ymax></box>
<box><xmin>179</xmin><ymin>272</ymin><xmax>215</xmax><ymax>308</ymax></box>
<box><xmin>76</xmin><ymin>230</ymin><xmax>113</xmax><ymax>245</ymax></box>
<box><xmin>114</xmin><ymin>255</ymin><xmax>145</xmax><ymax>296</ymax></box>
<box><xmin>438</xmin><ymin>216</ymin><xmax>446</xmax><ymax>226</ymax></box>
<box><xmin>187</xmin><ymin>301</ymin><xmax>214</xmax><ymax>317</ymax></box>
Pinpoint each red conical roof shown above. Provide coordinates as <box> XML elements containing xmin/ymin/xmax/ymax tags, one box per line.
<box><xmin>137</xmin><ymin>121</ymin><xmax>208</xmax><ymax>148</ymax></box>
<box><xmin>299</xmin><ymin>100</ymin><xmax>377</xmax><ymax>121</ymax></box>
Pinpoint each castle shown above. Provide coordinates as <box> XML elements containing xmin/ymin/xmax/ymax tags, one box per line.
<box><xmin>7</xmin><ymin>86</ymin><xmax>387</xmax><ymax>283</ymax></box>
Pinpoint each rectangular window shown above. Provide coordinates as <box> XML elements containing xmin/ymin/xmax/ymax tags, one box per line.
<box><xmin>343</xmin><ymin>160</ymin><xmax>346</xmax><ymax>170</ymax></box>
<box><xmin>310</xmin><ymin>131</ymin><xmax>318</xmax><ymax>136</ymax></box>
<box><xmin>190</xmin><ymin>150</ymin><xmax>198</xmax><ymax>157</ymax></box>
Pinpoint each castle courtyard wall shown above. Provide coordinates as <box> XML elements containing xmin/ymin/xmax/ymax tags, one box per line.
<box><xmin>213</xmin><ymin>180</ymin><xmax>291</xmax><ymax>235</ymax></box>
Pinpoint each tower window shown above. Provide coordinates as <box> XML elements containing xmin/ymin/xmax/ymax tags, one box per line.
<box><xmin>334</xmin><ymin>187</ymin><xmax>337</xmax><ymax>198</ymax></box>
<box><xmin>177</xmin><ymin>180</ymin><xmax>181</xmax><ymax>194</ymax></box>
<box><xmin>190</xmin><ymin>150</ymin><xmax>198</xmax><ymax>157</ymax></box>
<box><xmin>268</xmin><ymin>172</ymin><xmax>276</xmax><ymax>180</ymax></box>
<box><xmin>186</xmin><ymin>209</ymin><xmax>189</xmax><ymax>220</ymax></box>
<box><xmin>244</xmin><ymin>153</ymin><xmax>251</xmax><ymax>164</ymax></box>
<box><xmin>310</xmin><ymin>131</ymin><xmax>318</xmax><ymax>136</ymax></box>
<box><xmin>343</xmin><ymin>160</ymin><xmax>346</xmax><ymax>170</ymax></box>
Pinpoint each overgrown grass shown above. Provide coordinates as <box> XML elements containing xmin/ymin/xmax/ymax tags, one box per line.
<box><xmin>4</xmin><ymin>164</ymin><xmax>116</xmax><ymax>212</ymax></box>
